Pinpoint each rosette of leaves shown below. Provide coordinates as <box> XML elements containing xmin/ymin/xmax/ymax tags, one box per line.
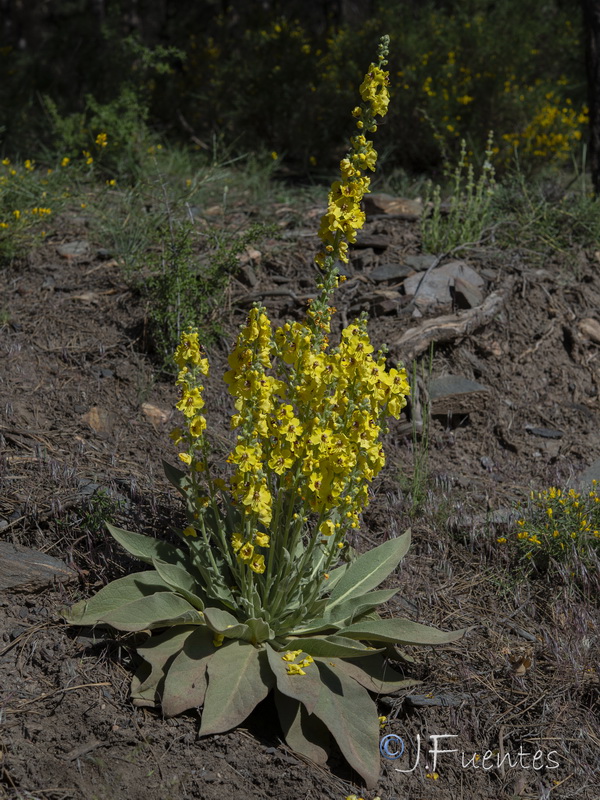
<box><xmin>65</xmin><ymin>520</ymin><xmax>464</xmax><ymax>788</ymax></box>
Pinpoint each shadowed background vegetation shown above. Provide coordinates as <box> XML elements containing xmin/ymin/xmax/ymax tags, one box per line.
<box><xmin>0</xmin><ymin>0</ymin><xmax>589</xmax><ymax>176</ymax></box>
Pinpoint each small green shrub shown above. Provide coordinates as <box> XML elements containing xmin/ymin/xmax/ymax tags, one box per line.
<box><xmin>421</xmin><ymin>134</ymin><xmax>496</xmax><ymax>253</ymax></box>
<box><xmin>498</xmin><ymin>484</ymin><xmax>600</xmax><ymax>582</ymax></box>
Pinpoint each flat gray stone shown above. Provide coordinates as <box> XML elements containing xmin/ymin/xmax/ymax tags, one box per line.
<box><xmin>0</xmin><ymin>541</ymin><xmax>76</xmax><ymax>591</ymax></box>
<box><xmin>362</xmin><ymin>193</ymin><xmax>422</xmax><ymax>219</ymax></box>
<box><xmin>404</xmin><ymin>260</ymin><xmax>484</xmax><ymax>308</ymax></box>
<box><xmin>575</xmin><ymin>458</ymin><xmax>600</xmax><ymax>490</ymax></box>
<box><xmin>403</xmin><ymin>254</ymin><xmax>437</xmax><ymax>272</ymax></box>
<box><xmin>57</xmin><ymin>240</ymin><xmax>90</xmax><ymax>259</ymax></box>
<box><xmin>369</xmin><ymin>262</ymin><xmax>414</xmax><ymax>282</ymax></box>
<box><xmin>429</xmin><ymin>375</ymin><xmax>490</xmax><ymax>416</ymax></box>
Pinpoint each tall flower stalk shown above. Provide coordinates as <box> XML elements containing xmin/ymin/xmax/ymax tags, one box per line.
<box><xmin>65</xmin><ymin>37</ymin><xmax>465</xmax><ymax>789</ymax></box>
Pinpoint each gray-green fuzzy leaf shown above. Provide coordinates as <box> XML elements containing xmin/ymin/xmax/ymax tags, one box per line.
<box><xmin>64</xmin><ymin>571</ymin><xmax>173</xmax><ymax>626</ymax></box>
<box><xmin>133</xmin><ymin>626</ymin><xmax>198</xmax><ymax>700</ymax></box>
<box><xmin>162</xmin><ymin>626</ymin><xmax>215</xmax><ymax>716</ymax></box>
<box><xmin>200</xmin><ymin>641</ymin><xmax>275</xmax><ymax>736</ymax></box>
<box><xmin>313</xmin><ymin>660</ymin><xmax>380</xmax><ymax>788</ymax></box>
<box><xmin>151</xmin><ymin>557</ymin><xmax>206</xmax><ymax>610</ymax></box>
<box><xmin>327</xmin><ymin>531</ymin><xmax>411</xmax><ymax>610</ymax></box>
<box><xmin>274</xmin><ymin>691</ymin><xmax>329</xmax><ymax>766</ymax></box>
<box><xmin>106</xmin><ymin>522</ymin><xmax>185</xmax><ymax>567</ymax></box>
<box><xmin>162</xmin><ymin>459</ymin><xmax>191</xmax><ymax>495</ymax></box>
<box><xmin>340</xmin><ymin>617</ymin><xmax>467</xmax><ymax>646</ymax></box>
<box><xmin>99</xmin><ymin>592</ymin><xmax>202</xmax><ymax>632</ymax></box>
<box><xmin>243</xmin><ymin>618</ymin><xmax>274</xmax><ymax>645</ymax></box>
<box><xmin>203</xmin><ymin>607</ymin><xmax>248</xmax><ymax>639</ymax></box>
<box><xmin>266</xmin><ymin>645</ymin><xmax>321</xmax><ymax>715</ymax></box>
<box><xmin>329</xmin><ymin>654</ymin><xmax>420</xmax><ymax>695</ymax></box>
<box><xmin>283</xmin><ymin>635</ymin><xmax>383</xmax><ymax>659</ymax></box>
<box><xmin>323</xmin><ymin>588</ymin><xmax>399</xmax><ymax>626</ymax></box>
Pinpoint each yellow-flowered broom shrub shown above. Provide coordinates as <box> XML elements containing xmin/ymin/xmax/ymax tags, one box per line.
<box><xmin>65</xmin><ymin>37</ymin><xmax>464</xmax><ymax>789</ymax></box>
<box><xmin>498</xmin><ymin>483</ymin><xmax>600</xmax><ymax>580</ymax></box>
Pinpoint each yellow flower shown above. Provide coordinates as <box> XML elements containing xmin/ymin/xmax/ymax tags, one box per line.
<box><xmin>61</xmin><ymin>157</ymin><xmax>70</xmax><ymax>167</ymax></box>
<box><xmin>249</xmin><ymin>554</ymin><xmax>266</xmax><ymax>573</ymax></box>
<box><xmin>238</xmin><ymin>542</ymin><xmax>254</xmax><ymax>562</ymax></box>
<box><xmin>254</xmin><ymin>531</ymin><xmax>270</xmax><ymax>548</ymax></box>
<box><xmin>178</xmin><ymin>452</ymin><xmax>192</xmax><ymax>465</ymax></box>
<box><xmin>286</xmin><ymin>663</ymin><xmax>306</xmax><ymax>676</ymax></box>
<box><xmin>176</xmin><ymin>387</ymin><xmax>205</xmax><ymax>418</ymax></box>
<box><xmin>281</xmin><ymin>650</ymin><xmax>303</xmax><ymax>662</ymax></box>
<box><xmin>95</xmin><ymin>132</ymin><xmax>108</xmax><ymax>147</ymax></box>
<box><xmin>189</xmin><ymin>416</ymin><xmax>207</xmax><ymax>437</ymax></box>
<box><xmin>182</xmin><ymin>525</ymin><xmax>197</xmax><ymax>537</ymax></box>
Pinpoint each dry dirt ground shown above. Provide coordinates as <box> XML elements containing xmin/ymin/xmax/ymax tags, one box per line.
<box><xmin>1</xmin><ymin>195</ymin><xmax>599</xmax><ymax>800</ymax></box>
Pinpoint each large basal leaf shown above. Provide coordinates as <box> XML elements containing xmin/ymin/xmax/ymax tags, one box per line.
<box><xmin>323</xmin><ymin>562</ymin><xmax>349</xmax><ymax>594</ymax></box>
<box><xmin>323</xmin><ymin>588</ymin><xmax>400</xmax><ymax>627</ymax></box>
<box><xmin>327</xmin><ymin>531</ymin><xmax>411</xmax><ymax>611</ymax></box>
<box><xmin>203</xmin><ymin>607</ymin><xmax>248</xmax><ymax>639</ymax></box>
<box><xmin>99</xmin><ymin>592</ymin><xmax>202</xmax><ymax>632</ymax></box>
<box><xmin>266</xmin><ymin>644</ymin><xmax>321</xmax><ymax>715</ymax></box>
<box><xmin>313</xmin><ymin>659</ymin><xmax>380</xmax><ymax>789</ymax></box>
<box><xmin>106</xmin><ymin>522</ymin><xmax>186</xmax><ymax>567</ymax></box>
<box><xmin>274</xmin><ymin>691</ymin><xmax>329</xmax><ymax>766</ymax></box>
<box><xmin>151</xmin><ymin>557</ymin><xmax>206</xmax><ymax>610</ymax></box>
<box><xmin>243</xmin><ymin>617</ymin><xmax>274</xmax><ymax>645</ymax></box>
<box><xmin>340</xmin><ymin>617</ymin><xmax>467</xmax><ymax>646</ymax></box>
<box><xmin>162</xmin><ymin>459</ymin><xmax>191</xmax><ymax>495</ymax></box>
<box><xmin>133</xmin><ymin>626</ymin><xmax>198</xmax><ymax>702</ymax></box>
<box><xmin>329</xmin><ymin>653</ymin><xmax>420</xmax><ymax>695</ymax></box>
<box><xmin>200</xmin><ymin>641</ymin><xmax>275</xmax><ymax>736</ymax></box>
<box><xmin>283</xmin><ymin>635</ymin><xmax>383</xmax><ymax>659</ymax></box>
<box><xmin>130</xmin><ymin>661</ymin><xmax>156</xmax><ymax>706</ymax></box>
<box><xmin>162</xmin><ymin>625</ymin><xmax>215</xmax><ymax>716</ymax></box>
<box><xmin>64</xmin><ymin>570</ymin><xmax>173</xmax><ymax>626</ymax></box>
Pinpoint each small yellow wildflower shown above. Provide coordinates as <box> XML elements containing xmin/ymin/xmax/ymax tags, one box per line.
<box><xmin>281</xmin><ymin>650</ymin><xmax>303</xmax><ymax>662</ymax></box>
<box><xmin>182</xmin><ymin>526</ymin><xmax>197</xmax><ymax>538</ymax></box>
<box><xmin>286</xmin><ymin>663</ymin><xmax>306</xmax><ymax>676</ymax></box>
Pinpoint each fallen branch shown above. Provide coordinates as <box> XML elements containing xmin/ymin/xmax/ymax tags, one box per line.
<box><xmin>390</xmin><ymin>278</ymin><xmax>513</xmax><ymax>362</ymax></box>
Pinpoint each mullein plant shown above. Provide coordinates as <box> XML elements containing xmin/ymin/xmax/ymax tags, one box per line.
<box><xmin>65</xmin><ymin>37</ymin><xmax>465</xmax><ymax>788</ymax></box>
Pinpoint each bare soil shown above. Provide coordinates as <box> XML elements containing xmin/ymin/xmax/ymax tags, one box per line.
<box><xmin>1</xmin><ymin>198</ymin><xmax>599</xmax><ymax>800</ymax></box>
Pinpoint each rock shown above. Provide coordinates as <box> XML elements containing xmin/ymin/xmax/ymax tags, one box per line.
<box><xmin>349</xmin><ymin>247</ymin><xmax>376</xmax><ymax>270</ymax></box>
<box><xmin>578</xmin><ymin>317</ymin><xmax>600</xmax><ymax>344</ymax></box>
<box><xmin>56</xmin><ymin>240</ymin><xmax>90</xmax><ymax>259</ymax></box>
<box><xmin>368</xmin><ymin>290</ymin><xmax>404</xmax><ymax>315</ymax></box>
<box><xmin>525</xmin><ymin>426</ymin><xmax>563</xmax><ymax>439</ymax></box>
<box><xmin>404</xmin><ymin>260</ymin><xmax>485</xmax><ymax>309</ymax></box>
<box><xmin>369</xmin><ymin>262</ymin><xmax>414</xmax><ymax>282</ymax></box>
<box><xmin>238</xmin><ymin>264</ymin><xmax>259</xmax><ymax>287</ymax></box>
<box><xmin>0</xmin><ymin>541</ymin><xmax>76</xmax><ymax>591</ymax></box>
<box><xmin>405</xmin><ymin>693</ymin><xmax>463</xmax><ymax>708</ymax></box>
<box><xmin>575</xmin><ymin>458</ymin><xmax>600</xmax><ymax>490</ymax></box>
<box><xmin>404</xmin><ymin>254</ymin><xmax>438</xmax><ymax>272</ymax></box>
<box><xmin>453</xmin><ymin>275</ymin><xmax>484</xmax><ymax>308</ymax></box>
<box><xmin>81</xmin><ymin>406</ymin><xmax>115</xmax><ymax>437</ymax></box>
<box><xmin>404</xmin><ymin>270</ymin><xmax>454</xmax><ymax>308</ymax></box>
<box><xmin>353</xmin><ymin>232</ymin><xmax>390</xmax><ymax>250</ymax></box>
<box><xmin>77</xmin><ymin>479</ymin><xmax>102</xmax><ymax>497</ymax></box>
<box><xmin>429</xmin><ymin>374</ymin><xmax>490</xmax><ymax>416</ymax></box>
<box><xmin>362</xmin><ymin>193</ymin><xmax>422</xmax><ymax>220</ymax></box>
<box><xmin>141</xmin><ymin>402</ymin><xmax>170</xmax><ymax>427</ymax></box>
